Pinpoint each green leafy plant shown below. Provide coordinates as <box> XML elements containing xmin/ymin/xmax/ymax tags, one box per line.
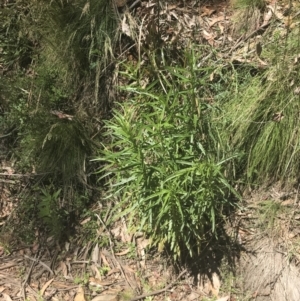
<box><xmin>74</xmin><ymin>272</ymin><xmax>90</xmax><ymax>285</ymax></box>
<box><xmin>96</xmin><ymin>51</ymin><xmax>239</xmax><ymax>260</ymax></box>
<box><xmin>37</xmin><ymin>186</ymin><xmax>68</xmax><ymax>237</ymax></box>
<box><xmin>99</xmin><ymin>266</ymin><xmax>110</xmax><ymax>276</ymax></box>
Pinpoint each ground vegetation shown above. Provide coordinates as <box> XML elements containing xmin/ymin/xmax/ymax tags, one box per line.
<box><xmin>1</xmin><ymin>0</ymin><xmax>300</xmax><ymax>300</ymax></box>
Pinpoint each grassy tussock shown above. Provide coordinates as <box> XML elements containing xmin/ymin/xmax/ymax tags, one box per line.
<box><xmin>222</xmin><ymin>28</ymin><xmax>300</xmax><ymax>183</ymax></box>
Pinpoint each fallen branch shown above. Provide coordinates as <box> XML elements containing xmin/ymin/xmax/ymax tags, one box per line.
<box><xmin>24</xmin><ymin>254</ymin><xmax>54</xmax><ymax>275</ymax></box>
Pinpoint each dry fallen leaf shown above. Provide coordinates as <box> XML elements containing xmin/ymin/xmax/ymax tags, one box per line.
<box><xmin>290</xmin><ymin>21</ymin><xmax>300</xmax><ymax>29</ymax></box>
<box><xmin>294</xmin><ymin>54</ymin><xmax>300</xmax><ymax>64</ymax></box>
<box><xmin>262</xmin><ymin>8</ymin><xmax>273</xmax><ymax>27</ymax></box>
<box><xmin>92</xmin><ymin>243</ymin><xmax>100</xmax><ymax>264</ymax></box>
<box><xmin>211</xmin><ymin>272</ymin><xmax>221</xmax><ymax>297</ymax></box>
<box><xmin>201</xmin><ymin>6</ymin><xmax>216</xmax><ymax>17</ymax></box>
<box><xmin>80</xmin><ymin>217</ymin><xmax>91</xmax><ymax>225</ymax></box>
<box><xmin>40</xmin><ymin>278</ymin><xmax>54</xmax><ymax>296</ymax></box>
<box><xmin>74</xmin><ymin>286</ymin><xmax>86</xmax><ymax>301</ymax></box>
<box><xmin>2</xmin><ymin>293</ymin><xmax>13</xmax><ymax>301</ymax></box>
<box><xmin>110</xmin><ymin>226</ymin><xmax>121</xmax><ymax>238</ymax></box>
<box><xmin>272</xmin><ymin>112</ymin><xmax>284</xmax><ymax>122</ymax></box>
<box><xmin>100</xmin><ymin>252</ymin><xmax>110</xmax><ymax>267</ymax></box>
<box><xmin>187</xmin><ymin>291</ymin><xmax>200</xmax><ymax>300</ymax></box>
<box><xmin>60</xmin><ymin>261</ymin><xmax>68</xmax><ymax>277</ymax></box>
<box><xmin>209</xmin><ymin>15</ymin><xmax>226</xmax><ymax>27</ymax></box>
<box><xmin>202</xmin><ymin>30</ymin><xmax>215</xmax><ymax>46</ymax></box>
<box><xmin>294</xmin><ymin>87</ymin><xmax>300</xmax><ymax>94</ymax></box>
<box><xmin>90</xmin><ymin>263</ymin><xmax>103</xmax><ymax>280</ymax></box>
<box><xmin>122</xmin><ymin>264</ymin><xmax>135</xmax><ymax>274</ymax></box>
<box><xmin>89</xmin><ymin>277</ymin><xmax>115</xmax><ymax>288</ymax></box>
<box><xmin>218</xmin><ymin>23</ymin><xmax>225</xmax><ymax>34</ymax></box>
<box><xmin>121</xmin><ymin>16</ymin><xmax>132</xmax><ymax>38</ymax></box>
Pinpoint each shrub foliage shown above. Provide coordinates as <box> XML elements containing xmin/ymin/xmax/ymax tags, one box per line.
<box><xmin>97</xmin><ymin>57</ymin><xmax>239</xmax><ymax>259</ymax></box>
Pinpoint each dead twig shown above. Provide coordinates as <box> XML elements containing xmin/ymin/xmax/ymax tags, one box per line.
<box><xmin>24</xmin><ymin>255</ymin><xmax>54</xmax><ymax>275</ymax></box>
<box><xmin>0</xmin><ymin>260</ymin><xmax>22</xmax><ymax>270</ymax></box>
<box><xmin>22</xmin><ymin>252</ymin><xmax>39</xmax><ymax>300</ymax></box>
<box><xmin>130</xmin><ymin>269</ymin><xmax>188</xmax><ymax>301</ymax></box>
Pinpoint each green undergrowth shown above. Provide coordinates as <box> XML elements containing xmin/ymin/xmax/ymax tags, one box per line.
<box><xmin>0</xmin><ymin>0</ymin><xmax>120</xmax><ymax>243</ymax></box>
<box><xmin>221</xmin><ymin>25</ymin><xmax>300</xmax><ymax>184</ymax></box>
<box><xmin>0</xmin><ymin>181</ymin><xmax>92</xmax><ymax>247</ymax></box>
<box><xmin>96</xmin><ymin>47</ymin><xmax>241</xmax><ymax>260</ymax></box>
<box><xmin>1</xmin><ymin>0</ymin><xmax>120</xmax><ymax>168</ymax></box>
<box><xmin>2</xmin><ymin>0</ymin><xmax>300</xmax><ymax>265</ymax></box>
<box><xmin>0</xmin><ymin>1</ymin><xmax>39</xmax><ymax>70</ymax></box>
<box><xmin>96</xmin><ymin>13</ymin><xmax>300</xmax><ymax>260</ymax></box>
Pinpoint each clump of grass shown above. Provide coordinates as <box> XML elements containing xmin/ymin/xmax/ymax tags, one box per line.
<box><xmin>96</xmin><ymin>48</ymin><xmax>239</xmax><ymax>260</ymax></box>
<box><xmin>0</xmin><ymin>1</ymin><xmax>38</xmax><ymax>70</ymax></box>
<box><xmin>33</xmin><ymin>116</ymin><xmax>94</xmax><ymax>183</ymax></box>
<box><xmin>1</xmin><ymin>0</ymin><xmax>120</xmax><ymax>176</ymax></box>
<box><xmin>37</xmin><ymin>0</ymin><xmax>119</xmax><ymax>109</ymax></box>
<box><xmin>0</xmin><ymin>0</ymin><xmax>121</xmax><ymax>246</ymax></box>
<box><xmin>221</xmin><ymin>26</ymin><xmax>300</xmax><ymax>184</ymax></box>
